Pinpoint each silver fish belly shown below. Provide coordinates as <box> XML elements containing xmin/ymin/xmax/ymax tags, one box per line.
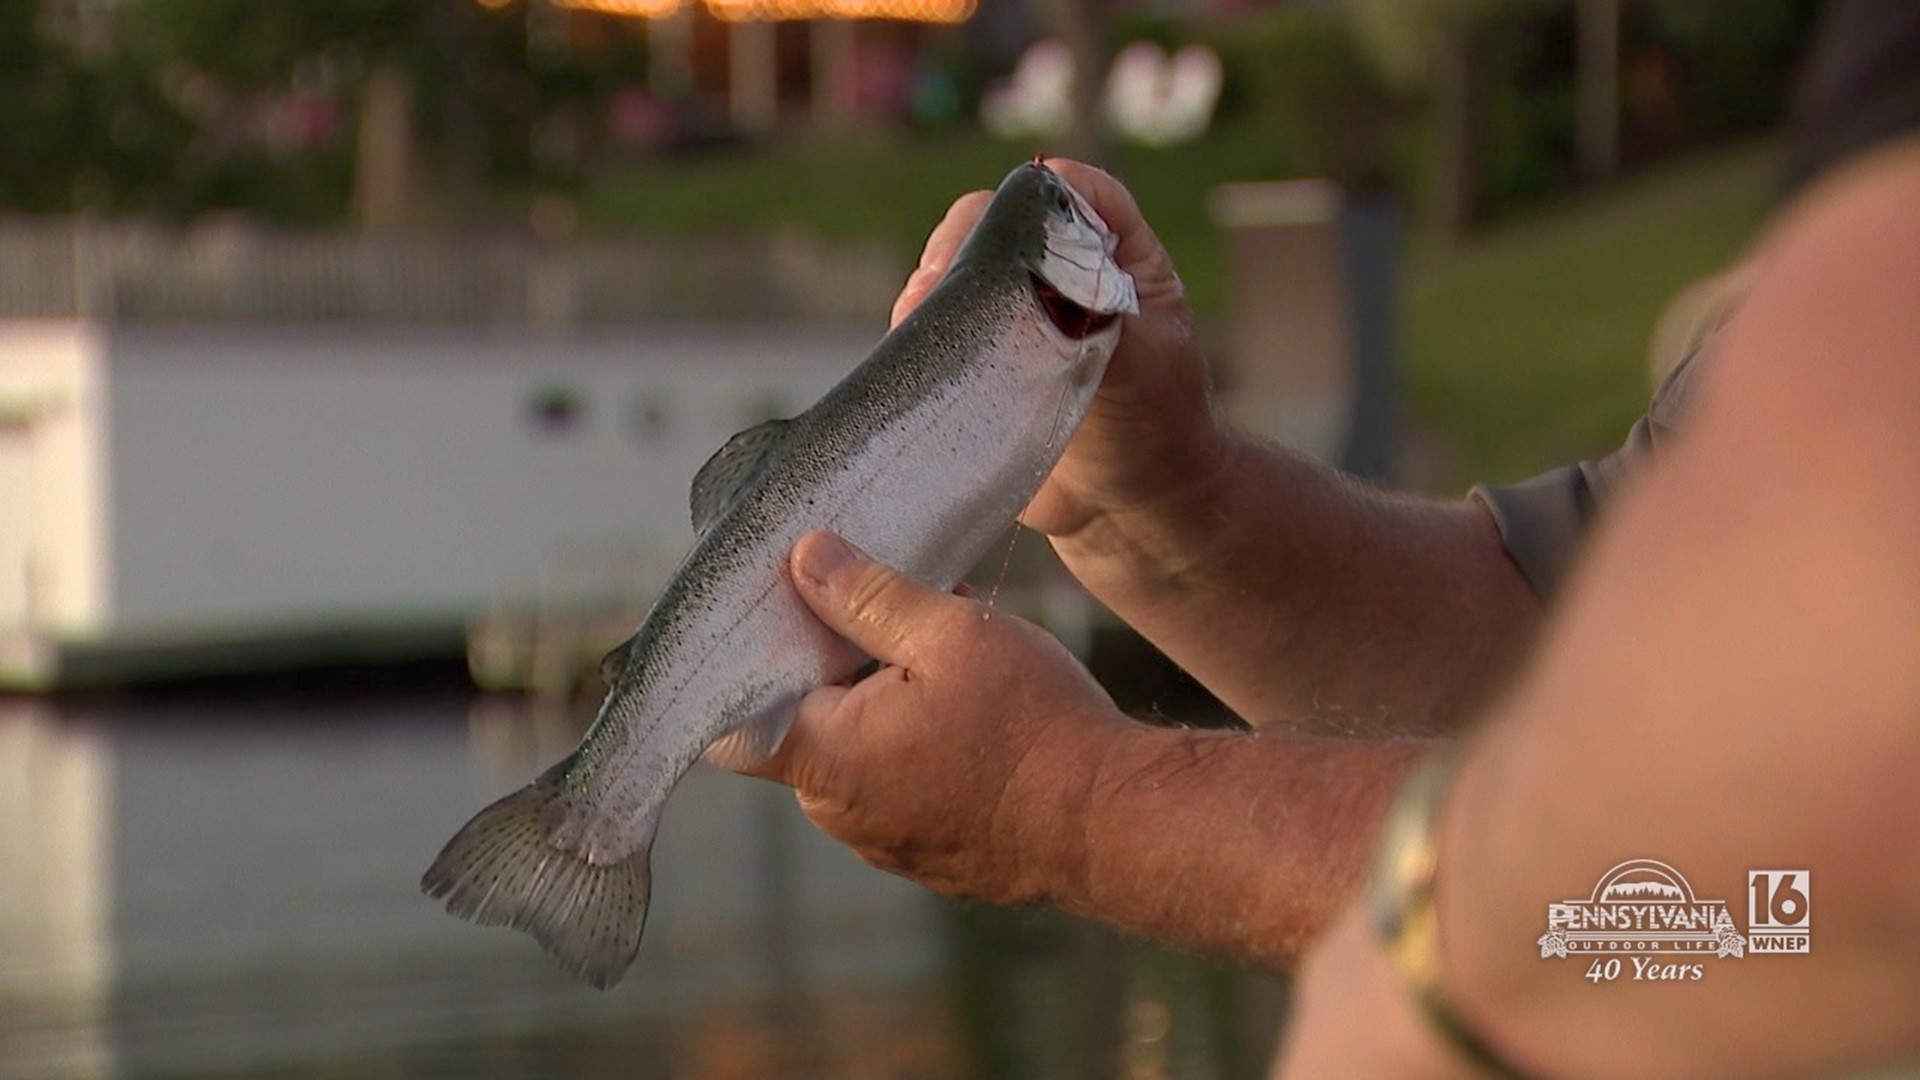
<box><xmin>422</xmin><ymin>160</ymin><xmax>1138</xmax><ymax>988</ymax></box>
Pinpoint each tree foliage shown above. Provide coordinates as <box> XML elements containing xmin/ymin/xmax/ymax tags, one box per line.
<box><xmin>116</xmin><ymin>1</ymin><xmax>433</xmax><ymax>85</ymax></box>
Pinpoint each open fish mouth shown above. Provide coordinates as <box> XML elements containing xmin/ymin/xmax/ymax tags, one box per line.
<box><xmin>1031</xmin><ymin>272</ymin><xmax>1122</xmax><ymax>340</ymax></box>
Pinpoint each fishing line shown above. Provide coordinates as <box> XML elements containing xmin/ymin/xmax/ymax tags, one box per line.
<box><xmin>987</xmin><ymin>334</ymin><xmax>1088</xmax><ymax>619</ymax></box>
<box><xmin>986</xmin><ymin>212</ymin><xmax>1114</xmax><ymax>622</ymax></box>
<box><xmin>983</xmin><ymin>364</ymin><xmax>1075</xmax><ymax>621</ymax></box>
<box><xmin>982</xmin><ymin>524</ymin><xmax>1019</xmax><ymax>620</ymax></box>
<box><xmin>985</xmin><ymin>375</ymin><xmax>1076</xmax><ymax>618</ymax></box>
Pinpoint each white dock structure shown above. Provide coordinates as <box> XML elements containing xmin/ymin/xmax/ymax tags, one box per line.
<box><xmin>0</xmin><ymin>320</ymin><xmax>871</xmax><ymax>688</ymax></box>
<box><xmin>0</xmin><ymin>216</ymin><xmax>919</xmax><ymax>689</ymax></box>
<box><xmin>0</xmin><ymin>195</ymin><xmax>1384</xmax><ymax>690</ymax></box>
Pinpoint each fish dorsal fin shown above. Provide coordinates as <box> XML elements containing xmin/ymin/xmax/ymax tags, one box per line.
<box><xmin>598</xmin><ymin>635</ymin><xmax>637</xmax><ymax>687</ymax></box>
<box><xmin>690</xmin><ymin>418</ymin><xmax>790</xmax><ymax>534</ymax></box>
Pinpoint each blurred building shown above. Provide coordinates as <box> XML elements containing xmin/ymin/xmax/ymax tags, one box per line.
<box><xmin>0</xmin><ymin>221</ymin><xmax>901</xmax><ymax>689</ymax></box>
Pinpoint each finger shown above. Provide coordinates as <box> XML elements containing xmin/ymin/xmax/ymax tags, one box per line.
<box><xmin>1040</xmin><ymin>158</ymin><xmax>1179</xmax><ymax>294</ymax></box>
<box><xmin>918</xmin><ymin>190</ymin><xmax>993</xmax><ymax>273</ymax></box>
<box><xmin>738</xmin><ymin>683</ymin><xmax>849</xmax><ymax>786</ymax></box>
<box><xmin>889</xmin><ymin>269</ymin><xmax>941</xmax><ymax>329</ymax></box>
<box><xmin>790</xmin><ymin>531</ymin><xmax>966</xmax><ymax>669</ymax></box>
<box><xmin>891</xmin><ymin>190</ymin><xmax>992</xmax><ymax>327</ymax></box>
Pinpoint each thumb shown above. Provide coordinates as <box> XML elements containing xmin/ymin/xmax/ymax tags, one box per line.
<box><xmin>790</xmin><ymin>531</ymin><xmax>962</xmax><ymax>669</ymax></box>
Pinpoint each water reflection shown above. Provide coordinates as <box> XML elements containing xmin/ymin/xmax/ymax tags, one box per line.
<box><xmin>0</xmin><ymin>703</ymin><xmax>114</xmax><ymax>1077</ymax></box>
<box><xmin>0</xmin><ymin>669</ymin><xmax>1284</xmax><ymax>1079</ymax></box>
<box><xmin>0</xmin><ymin>680</ymin><xmax>949</xmax><ymax>1078</ymax></box>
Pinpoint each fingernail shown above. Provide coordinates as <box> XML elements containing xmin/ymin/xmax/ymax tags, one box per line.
<box><xmin>796</xmin><ymin>533</ymin><xmax>858</xmax><ymax>588</ymax></box>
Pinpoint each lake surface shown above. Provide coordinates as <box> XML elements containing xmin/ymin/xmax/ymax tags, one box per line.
<box><xmin>0</xmin><ymin>667</ymin><xmax>1284</xmax><ymax>1079</ymax></box>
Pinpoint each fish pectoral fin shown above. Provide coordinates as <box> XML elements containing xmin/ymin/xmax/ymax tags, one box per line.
<box><xmin>690</xmin><ymin>418</ymin><xmax>792</xmax><ymax>534</ymax></box>
<box><xmin>421</xmin><ymin>774</ymin><xmax>652</xmax><ymax>990</ymax></box>
<box><xmin>702</xmin><ymin>707</ymin><xmax>798</xmax><ymax>773</ymax></box>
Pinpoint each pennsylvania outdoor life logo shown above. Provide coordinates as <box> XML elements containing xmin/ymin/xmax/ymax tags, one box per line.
<box><xmin>1538</xmin><ymin>859</ymin><xmax>1811</xmax><ymax>983</ymax></box>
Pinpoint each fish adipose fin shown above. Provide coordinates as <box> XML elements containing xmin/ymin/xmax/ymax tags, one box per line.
<box><xmin>420</xmin><ymin>776</ymin><xmax>651</xmax><ymax>990</ymax></box>
<box><xmin>690</xmin><ymin>418</ymin><xmax>791</xmax><ymax>534</ymax></box>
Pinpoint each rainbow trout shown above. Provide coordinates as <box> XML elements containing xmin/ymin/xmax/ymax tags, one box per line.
<box><xmin>422</xmin><ymin>161</ymin><xmax>1137</xmax><ymax>988</ymax></box>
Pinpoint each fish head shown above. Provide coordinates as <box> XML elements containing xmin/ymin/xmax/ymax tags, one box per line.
<box><xmin>967</xmin><ymin>161</ymin><xmax>1140</xmax><ymax>349</ymax></box>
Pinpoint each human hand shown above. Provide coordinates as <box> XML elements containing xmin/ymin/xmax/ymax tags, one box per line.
<box><xmin>743</xmin><ymin>530</ymin><xmax>1137</xmax><ymax>907</ymax></box>
<box><xmin>893</xmin><ymin>159</ymin><xmax>1225</xmax><ymax>541</ymax></box>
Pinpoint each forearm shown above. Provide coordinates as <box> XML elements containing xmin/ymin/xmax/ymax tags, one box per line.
<box><xmin>1054</xmin><ymin>435</ymin><xmax>1539</xmax><ymax>733</ymax></box>
<box><xmin>1437</xmin><ymin>485</ymin><xmax>1920</xmax><ymax>1075</ymax></box>
<box><xmin>1025</xmin><ymin>716</ymin><xmax>1438</xmax><ymax>968</ymax></box>
<box><xmin>1285</xmin><ymin>500</ymin><xmax>1920</xmax><ymax>1076</ymax></box>
<box><xmin>1326</xmin><ymin>143</ymin><xmax>1920</xmax><ymax>1077</ymax></box>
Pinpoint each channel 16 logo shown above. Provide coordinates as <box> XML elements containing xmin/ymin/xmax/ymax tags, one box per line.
<box><xmin>1747</xmin><ymin>870</ymin><xmax>1811</xmax><ymax>954</ymax></box>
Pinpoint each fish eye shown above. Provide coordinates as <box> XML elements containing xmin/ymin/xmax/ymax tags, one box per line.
<box><xmin>1054</xmin><ymin>189</ymin><xmax>1071</xmax><ymax>212</ymax></box>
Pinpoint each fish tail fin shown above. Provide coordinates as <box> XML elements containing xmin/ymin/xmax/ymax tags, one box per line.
<box><xmin>421</xmin><ymin>776</ymin><xmax>651</xmax><ymax>990</ymax></box>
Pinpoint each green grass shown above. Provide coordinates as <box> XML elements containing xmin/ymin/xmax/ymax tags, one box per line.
<box><xmin>582</xmin><ymin>133</ymin><xmax>1026</xmax><ymax>257</ymax></box>
<box><xmin>1403</xmin><ymin>142</ymin><xmax>1775</xmax><ymax>483</ymax></box>
<box><xmin>578</xmin><ymin>127</ymin><xmax>1276</xmax><ymax>310</ymax></box>
<box><xmin>583</xmin><ymin>133</ymin><xmax>1776</xmax><ymax>486</ymax></box>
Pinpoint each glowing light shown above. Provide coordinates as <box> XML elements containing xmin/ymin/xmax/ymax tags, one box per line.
<box><xmin>705</xmin><ymin>0</ymin><xmax>974</xmax><ymax>20</ymax></box>
<box><xmin>556</xmin><ymin>0</ymin><xmax>689</xmax><ymax>17</ymax></box>
<box><xmin>709</xmin><ymin>0</ymin><xmax>974</xmax><ymax>21</ymax></box>
<box><xmin>541</xmin><ymin>0</ymin><xmax>975</xmax><ymax>22</ymax></box>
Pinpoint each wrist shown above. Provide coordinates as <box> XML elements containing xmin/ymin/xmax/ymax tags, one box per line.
<box><xmin>1368</xmin><ymin>749</ymin><xmax>1530</xmax><ymax>1078</ymax></box>
<box><xmin>1049</xmin><ymin>424</ymin><xmax>1249</xmax><ymax>595</ymax></box>
<box><xmin>1017</xmin><ymin>713</ymin><xmax>1206</xmax><ymax>915</ymax></box>
<box><xmin>998</xmin><ymin>702</ymin><xmax>1139</xmax><ymax>909</ymax></box>
<box><xmin>1061</xmin><ymin>719</ymin><xmax>1247</xmax><ymax>921</ymax></box>
<box><xmin>1283</xmin><ymin>907</ymin><xmax>1491</xmax><ymax>1080</ymax></box>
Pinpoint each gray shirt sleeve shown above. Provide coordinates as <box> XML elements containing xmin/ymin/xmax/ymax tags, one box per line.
<box><xmin>1469</xmin><ymin>345</ymin><xmax>1705</xmax><ymax>598</ymax></box>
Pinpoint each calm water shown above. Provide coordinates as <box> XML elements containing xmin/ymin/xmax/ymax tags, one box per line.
<box><xmin>0</xmin><ymin>668</ymin><xmax>1284</xmax><ymax>1079</ymax></box>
